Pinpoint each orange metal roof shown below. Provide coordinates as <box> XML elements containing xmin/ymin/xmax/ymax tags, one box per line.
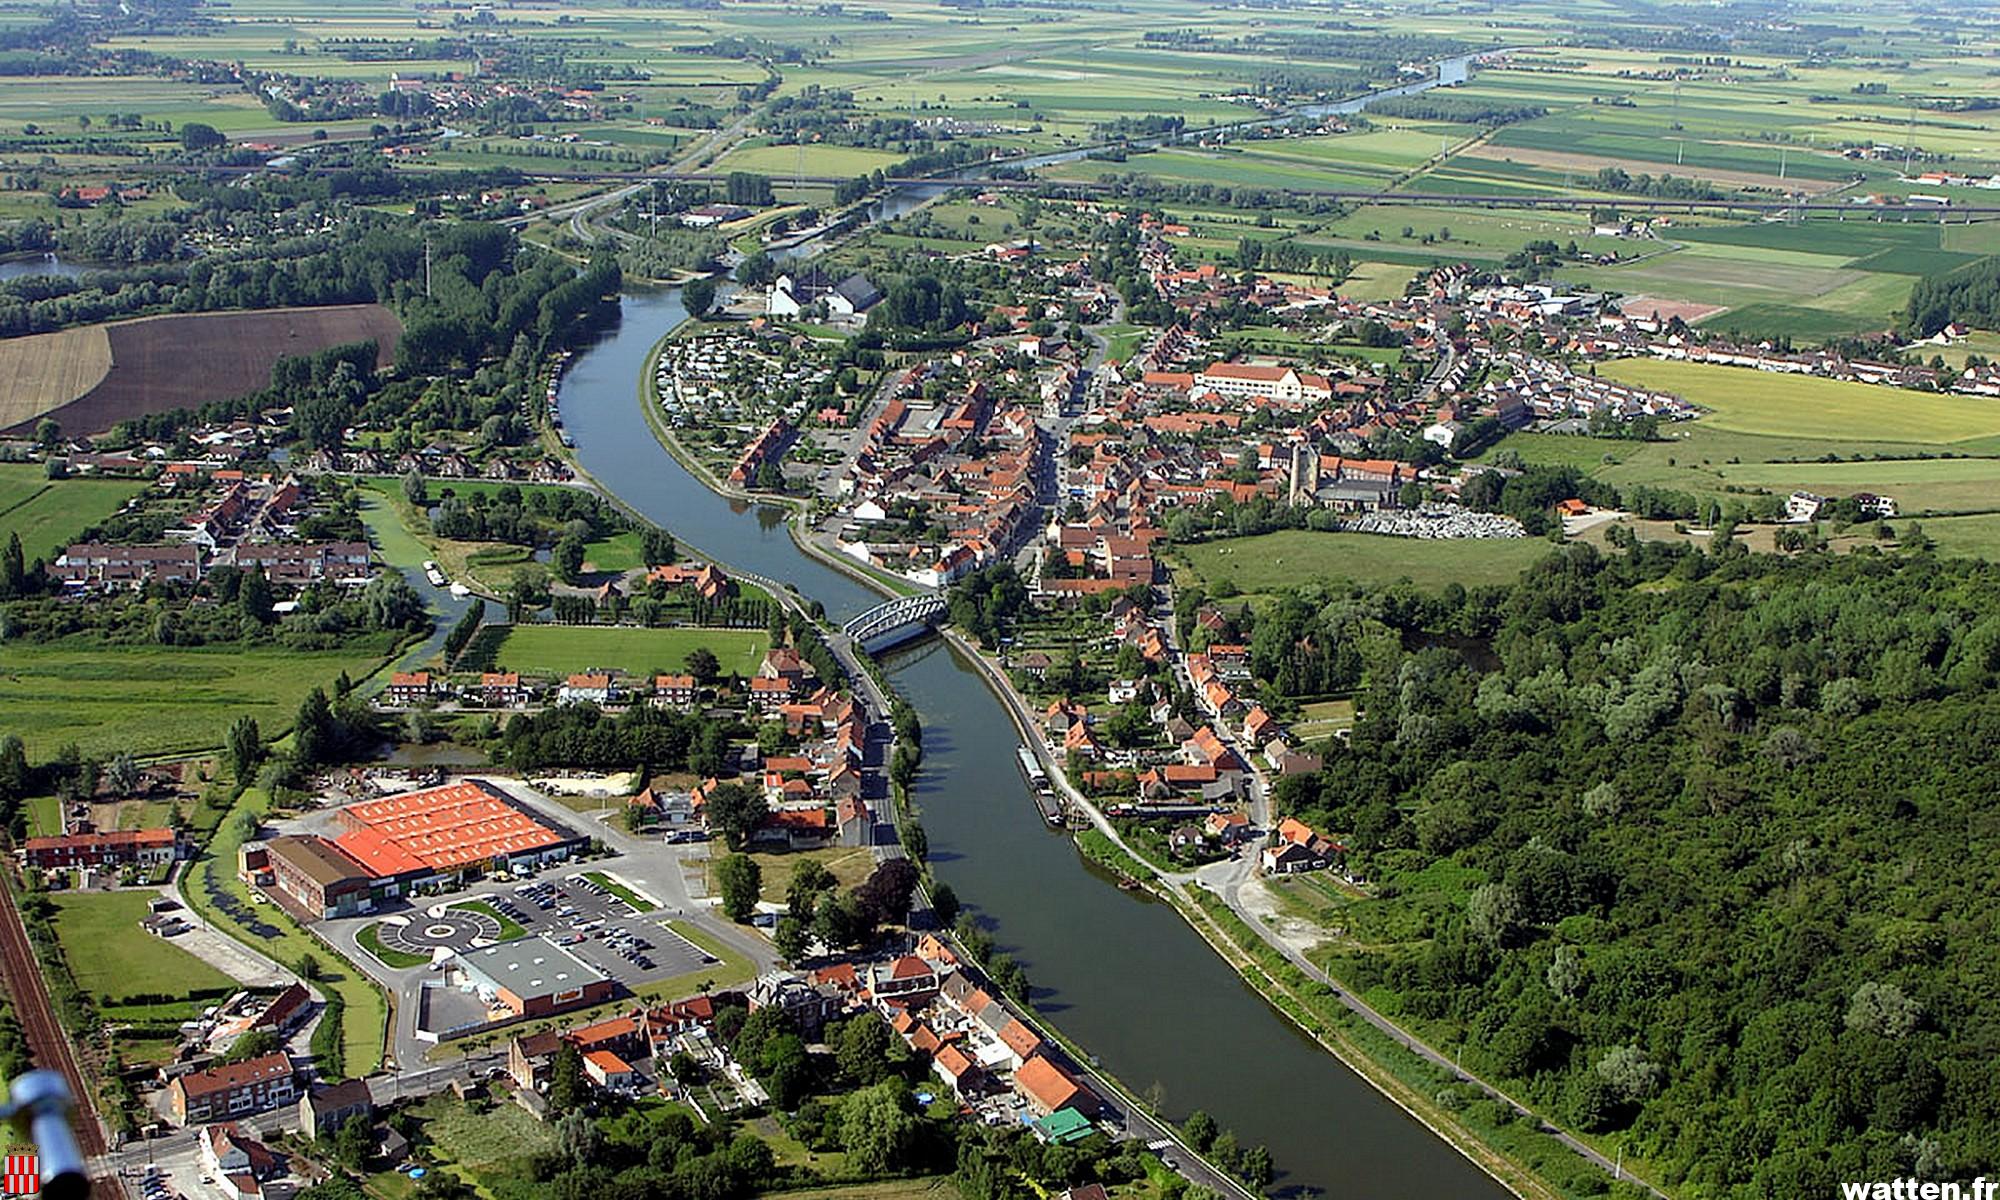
<box><xmin>333</xmin><ymin>781</ymin><xmax>567</xmax><ymax>875</ymax></box>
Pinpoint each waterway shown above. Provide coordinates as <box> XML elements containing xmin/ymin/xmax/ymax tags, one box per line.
<box><xmin>553</xmin><ymin>49</ymin><xmax>1518</xmax><ymax>1197</ymax></box>
<box><xmin>558</xmin><ymin>288</ymin><xmax>1511</xmax><ymax>1199</ymax></box>
<box><xmin>0</xmin><ymin>254</ymin><xmax>94</xmax><ymax>282</ymax></box>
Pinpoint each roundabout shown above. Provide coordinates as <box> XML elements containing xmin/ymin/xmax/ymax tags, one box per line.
<box><xmin>376</xmin><ymin>906</ymin><xmax>502</xmax><ymax>957</ymax></box>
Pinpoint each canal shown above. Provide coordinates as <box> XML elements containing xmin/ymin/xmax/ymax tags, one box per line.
<box><xmin>559</xmin><ymin>288</ymin><xmax>1512</xmax><ymax>1199</ymax></box>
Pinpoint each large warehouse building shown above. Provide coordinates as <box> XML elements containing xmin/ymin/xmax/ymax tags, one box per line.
<box><xmin>450</xmin><ymin>936</ymin><xmax>615</xmax><ymax>1018</ymax></box>
<box><xmin>256</xmin><ymin>780</ymin><xmax>586</xmax><ymax>919</ymax></box>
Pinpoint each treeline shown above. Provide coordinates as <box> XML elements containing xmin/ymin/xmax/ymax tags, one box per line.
<box><xmin>1270</xmin><ymin>543</ymin><xmax>2000</xmax><ymax>1194</ymax></box>
<box><xmin>1592</xmin><ymin>167</ymin><xmax>1720</xmax><ymax>200</ymax></box>
<box><xmin>1367</xmin><ymin>95</ymin><xmax>1547</xmax><ymax>124</ymax></box>
<box><xmin>498</xmin><ymin>703</ymin><xmax>720</xmax><ymax>772</ymax></box>
<box><xmin>1906</xmin><ymin>254</ymin><xmax>2000</xmax><ymax>337</ymax></box>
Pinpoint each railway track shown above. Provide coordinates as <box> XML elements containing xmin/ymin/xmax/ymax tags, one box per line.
<box><xmin>0</xmin><ymin>869</ymin><xmax>113</xmax><ymax>1191</ymax></box>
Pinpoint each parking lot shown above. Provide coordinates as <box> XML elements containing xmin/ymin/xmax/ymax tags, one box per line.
<box><xmin>497</xmin><ymin>872</ymin><xmax>718</xmax><ymax>988</ymax></box>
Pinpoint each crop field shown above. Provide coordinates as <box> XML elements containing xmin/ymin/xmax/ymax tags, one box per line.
<box><xmin>0</xmin><ymin>644</ymin><xmax>391</xmax><ymax>759</ymax></box>
<box><xmin>1598</xmin><ymin>359</ymin><xmax>2000</xmax><ymax>443</ymax></box>
<box><xmin>492</xmin><ymin>625</ymin><xmax>771</xmax><ymax>680</ymax></box>
<box><xmin>1175</xmin><ymin>530</ymin><xmax>1554</xmax><ymax>594</ymax></box>
<box><xmin>0</xmin><ymin>325</ymin><xmax>112</xmax><ymax>430</ymax></box>
<box><xmin>2</xmin><ymin>305</ymin><xmax>402</xmax><ymax>438</ymax></box>
<box><xmin>0</xmin><ymin>465</ymin><xmax>148</xmax><ymax>562</ymax></box>
<box><xmin>46</xmin><ymin>891</ymin><xmax>234</xmax><ymax>1003</ymax></box>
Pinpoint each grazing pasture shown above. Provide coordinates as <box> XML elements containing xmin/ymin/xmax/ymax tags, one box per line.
<box><xmin>0</xmin><ymin>464</ymin><xmax>148</xmax><ymax>562</ymax></box>
<box><xmin>1176</xmin><ymin>530</ymin><xmax>1552</xmax><ymax>594</ymax></box>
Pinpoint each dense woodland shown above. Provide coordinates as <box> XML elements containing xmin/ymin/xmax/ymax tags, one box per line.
<box><xmin>1267</xmin><ymin>541</ymin><xmax>2000</xmax><ymax>1196</ymax></box>
<box><xmin>1906</xmin><ymin>254</ymin><xmax>2000</xmax><ymax>337</ymax></box>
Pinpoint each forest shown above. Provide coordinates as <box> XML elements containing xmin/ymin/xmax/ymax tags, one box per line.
<box><xmin>1905</xmin><ymin>254</ymin><xmax>2000</xmax><ymax>337</ymax></box>
<box><xmin>1265</xmin><ymin>540</ymin><xmax>2000</xmax><ymax>1196</ymax></box>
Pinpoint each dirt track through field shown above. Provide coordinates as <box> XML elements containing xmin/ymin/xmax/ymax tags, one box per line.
<box><xmin>0</xmin><ymin>869</ymin><xmax>114</xmax><ymax>1197</ymax></box>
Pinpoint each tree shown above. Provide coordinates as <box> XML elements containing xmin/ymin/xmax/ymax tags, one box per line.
<box><xmin>1466</xmin><ymin>882</ymin><xmax>1525</xmax><ymax>949</ymax></box>
<box><xmin>855</xmin><ymin>857</ymin><xmax>920</xmax><ymax>927</ymax></box>
<box><xmin>930</xmin><ymin>881</ymin><xmax>960</xmax><ymax>928</ymax></box>
<box><xmin>1</xmin><ymin>532</ymin><xmax>24</xmax><ymax>599</ymax></box>
<box><xmin>104</xmin><ymin>752</ymin><xmax>140</xmax><ymax>798</ymax></box>
<box><xmin>552</xmin><ymin>535</ymin><xmax>587</xmax><ymax>585</ymax></box>
<box><xmin>239</xmin><ymin>569</ymin><xmax>274</xmax><ymax>624</ymax></box>
<box><xmin>716</xmin><ymin>853</ymin><xmax>761</xmax><ymax>922</ymax></box>
<box><xmin>834</xmin><ymin>1014</ymin><xmax>897</xmax><ymax>1087</ymax></box>
<box><xmin>1847</xmin><ymin>981</ymin><xmax>1923</xmax><ymax>1039</ymax></box>
<box><xmin>293</xmin><ymin>687</ymin><xmax>336</xmax><ymax>769</ymax></box>
<box><xmin>641</xmin><ymin>526</ymin><xmax>677</xmax><ymax>567</ymax></box>
<box><xmin>704</xmin><ymin>781</ymin><xmax>766</xmax><ymax>849</ymax></box>
<box><xmin>180</xmin><ymin>122</ymin><xmax>225</xmax><ymax>151</ymax></box>
<box><xmin>400</xmin><ymin>470</ymin><xmax>427</xmax><ymax>506</ymax></box>
<box><xmin>773</xmin><ymin>915</ymin><xmax>810</xmax><ymax>963</ymax></box>
<box><xmin>331</xmin><ymin>1114</ymin><xmax>373</xmax><ymax>1170</ymax></box>
<box><xmin>682</xmin><ymin>276</ymin><xmax>717</xmax><ymax>318</ymax></box>
<box><xmin>549</xmin><ymin>1042</ymin><xmax>586</xmax><ymax>1111</ymax></box>
<box><xmin>812</xmin><ymin>890</ymin><xmax>869</xmax><ymax>950</ymax></box>
<box><xmin>836</xmin><ymin>1081</ymin><xmax>919</xmax><ymax>1175</ymax></box>
<box><xmin>34</xmin><ymin>419</ymin><xmax>59</xmax><ymax>452</ymax></box>
<box><xmin>1183</xmin><ymin>1109</ymin><xmax>1217</xmax><ymax>1152</ymax></box>
<box><xmin>685</xmin><ymin>646</ymin><xmax>722</xmax><ymax>684</ymax></box>
<box><xmin>787</xmin><ymin>859</ymin><xmax>834</xmax><ymax>921</ymax></box>
<box><xmin>226</xmin><ymin>716</ymin><xmax>263</xmax><ymax>783</ymax></box>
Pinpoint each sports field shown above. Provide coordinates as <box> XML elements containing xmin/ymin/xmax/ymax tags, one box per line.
<box><xmin>1599</xmin><ymin>360</ymin><xmax>2000</xmax><ymax>444</ymax></box>
<box><xmin>0</xmin><ymin>464</ymin><xmax>148</xmax><ymax>561</ymax></box>
<box><xmin>46</xmin><ymin>891</ymin><xmax>235</xmax><ymax>1003</ymax></box>
<box><xmin>1176</xmin><ymin>530</ymin><xmax>1552</xmax><ymax>594</ymax></box>
<box><xmin>493</xmin><ymin>625</ymin><xmax>771</xmax><ymax>680</ymax></box>
<box><xmin>0</xmin><ymin>644</ymin><xmax>392</xmax><ymax>758</ymax></box>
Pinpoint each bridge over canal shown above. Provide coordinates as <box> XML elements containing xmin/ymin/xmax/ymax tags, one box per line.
<box><xmin>841</xmin><ymin>592</ymin><xmax>947</xmax><ymax>655</ymax></box>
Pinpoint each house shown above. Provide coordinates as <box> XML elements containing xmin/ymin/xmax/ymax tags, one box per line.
<box><xmin>1014</xmin><ymin>1053</ymin><xmax>1099</xmax><ymax>1117</ymax></box>
<box><xmin>559</xmin><ymin>673</ymin><xmax>617</xmax><ymax>705</ymax></box>
<box><xmin>654</xmin><ymin>674</ymin><xmax>699</xmax><ymax>708</ymax></box>
<box><xmin>933</xmin><ymin>1043</ymin><xmax>983</xmax><ymax>1099</ymax></box>
<box><xmin>299</xmin><ymin>1078</ymin><xmax>373</xmax><ymax>1138</ymax></box>
<box><xmin>198</xmin><ymin>1125</ymin><xmax>282</xmax><ymax>1200</ymax></box>
<box><xmin>1262</xmin><ymin>840</ymin><xmax>1329</xmax><ymax>874</ymax></box>
<box><xmin>247</xmin><ymin>982</ymin><xmax>312</xmax><ymax>1037</ymax></box>
<box><xmin>385</xmin><ymin>672</ymin><xmax>435</xmax><ymax>706</ymax></box>
<box><xmin>1206</xmin><ymin>811</ymin><xmax>1251</xmax><ymax>844</ymax></box>
<box><xmin>508</xmin><ymin>1030</ymin><xmax>564</xmax><ymax>1092</ymax></box>
<box><xmin>867</xmin><ymin>955</ymin><xmax>942</xmax><ymax>1006</ymax></box>
<box><xmin>583</xmin><ymin>1050</ymin><xmax>638</xmax><ymax>1092</ymax></box>
<box><xmin>749</xmin><ymin>675</ymin><xmax>795</xmax><ymax>712</ymax></box>
<box><xmin>22</xmin><ymin>828</ymin><xmax>179</xmax><ymax>871</ymax></box>
<box><xmin>478</xmin><ymin>672</ymin><xmax>527</xmax><ymax>707</ymax></box>
<box><xmin>168</xmin><ymin>1053</ymin><xmax>297</xmax><ymax>1125</ymax></box>
<box><xmin>827</xmin><ymin>273</ymin><xmax>882</xmax><ymax>317</ymax></box>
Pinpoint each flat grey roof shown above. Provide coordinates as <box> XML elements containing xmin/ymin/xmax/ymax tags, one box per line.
<box><xmin>456</xmin><ymin>935</ymin><xmax>609</xmax><ymax>999</ymax></box>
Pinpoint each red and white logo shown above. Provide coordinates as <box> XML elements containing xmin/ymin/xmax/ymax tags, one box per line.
<box><xmin>2</xmin><ymin>1151</ymin><xmax>36</xmax><ymax>1196</ymax></box>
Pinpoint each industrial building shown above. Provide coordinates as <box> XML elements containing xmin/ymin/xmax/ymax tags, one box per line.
<box><xmin>449</xmin><ymin>935</ymin><xmax>615</xmax><ymax>1018</ymax></box>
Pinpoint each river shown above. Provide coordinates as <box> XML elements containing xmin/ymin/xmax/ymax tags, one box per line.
<box><xmin>558</xmin><ymin>288</ymin><xmax>1510</xmax><ymax>1199</ymax></box>
<box><xmin>555</xmin><ymin>49</ymin><xmax>1516</xmax><ymax>1198</ymax></box>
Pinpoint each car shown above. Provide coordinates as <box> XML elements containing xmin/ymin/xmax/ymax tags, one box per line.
<box><xmin>635</xmin><ymin>958</ymin><xmax>654</xmax><ymax>970</ymax></box>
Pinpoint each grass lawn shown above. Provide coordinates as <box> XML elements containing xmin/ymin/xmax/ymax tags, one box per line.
<box><xmin>707</xmin><ymin>845</ymin><xmax>879</xmax><ymax>906</ymax></box>
<box><xmin>185</xmin><ymin>786</ymin><xmax>388</xmax><ymax>1076</ymax></box>
<box><xmin>405</xmin><ymin>1093</ymin><xmax>553</xmax><ymax>1193</ymax></box>
<box><xmin>1293</xmin><ymin>698</ymin><xmax>1357</xmax><ymax>742</ymax></box>
<box><xmin>358</xmin><ymin>923</ymin><xmax>431</xmax><ymax>970</ymax></box>
<box><xmin>1705</xmin><ymin>457</ymin><xmax>2000</xmax><ymax>516</ymax></box>
<box><xmin>0</xmin><ymin>465</ymin><xmax>147</xmax><ymax>561</ymax></box>
<box><xmin>1921</xmin><ymin>513</ymin><xmax>2000</xmax><ymax>562</ymax></box>
<box><xmin>493</xmin><ymin>625</ymin><xmax>770</xmax><ymax>679</ymax></box>
<box><xmin>581</xmin><ymin>870</ymin><xmax>656</xmax><ymax>913</ymax></box>
<box><xmin>582</xmin><ymin>529</ymin><xmax>644</xmax><ymax>573</ymax></box>
<box><xmin>1599</xmin><ymin>359</ymin><xmax>2000</xmax><ymax>444</ymax></box>
<box><xmin>450</xmin><ymin>899</ymin><xmax>529</xmax><ymax>940</ymax></box>
<box><xmin>1176</xmin><ymin>530</ymin><xmax>1554</xmax><ymax>594</ymax></box>
<box><xmin>24</xmin><ymin>795</ymin><xmax>60</xmax><ymax>837</ymax></box>
<box><xmin>47</xmin><ymin>891</ymin><xmax>234</xmax><ymax>1003</ymax></box>
<box><xmin>0</xmin><ymin>644</ymin><xmax>394</xmax><ymax>759</ymax></box>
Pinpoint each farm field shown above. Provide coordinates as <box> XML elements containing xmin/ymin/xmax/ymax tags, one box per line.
<box><xmin>1598</xmin><ymin>359</ymin><xmax>2000</xmax><ymax>443</ymax></box>
<box><xmin>2</xmin><ymin>305</ymin><xmax>402</xmax><ymax>438</ymax></box>
<box><xmin>492</xmin><ymin>625</ymin><xmax>771</xmax><ymax>680</ymax></box>
<box><xmin>46</xmin><ymin>891</ymin><xmax>234</xmax><ymax>1003</ymax></box>
<box><xmin>1922</xmin><ymin>513</ymin><xmax>2000</xmax><ymax>562</ymax></box>
<box><xmin>0</xmin><ymin>464</ymin><xmax>146</xmax><ymax>561</ymax></box>
<box><xmin>1175</xmin><ymin>530</ymin><xmax>1553</xmax><ymax>595</ymax></box>
<box><xmin>0</xmin><ymin>644</ymin><xmax>391</xmax><ymax>759</ymax></box>
<box><xmin>0</xmin><ymin>324</ymin><xmax>112</xmax><ymax>430</ymax></box>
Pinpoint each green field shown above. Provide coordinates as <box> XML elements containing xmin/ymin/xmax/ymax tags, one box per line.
<box><xmin>492</xmin><ymin>625</ymin><xmax>771</xmax><ymax>679</ymax></box>
<box><xmin>0</xmin><ymin>644</ymin><xmax>392</xmax><ymax>759</ymax></box>
<box><xmin>47</xmin><ymin>890</ymin><xmax>234</xmax><ymax>1002</ymax></box>
<box><xmin>0</xmin><ymin>465</ymin><xmax>147</xmax><ymax>562</ymax></box>
<box><xmin>1177</xmin><ymin>530</ymin><xmax>1554</xmax><ymax>594</ymax></box>
<box><xmin>1599</xmin><ymin>360</ymin><xmax>2000</xmax><ymax>444</ymax></box>
<box><xmin>1705</xmin><ymin>458</ymin><xmax>2000</xmax><ymax>516</ymax></box>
